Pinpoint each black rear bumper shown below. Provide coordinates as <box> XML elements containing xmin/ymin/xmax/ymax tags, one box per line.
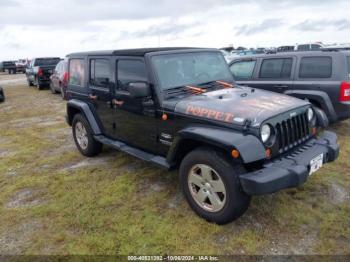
<box><xmin>239</xmin><ymin>131</ymin><xmax>339</xmax><ymax>195</ymax></box>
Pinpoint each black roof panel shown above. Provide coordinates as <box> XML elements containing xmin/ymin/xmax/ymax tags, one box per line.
<box><xmin>68</xmin><ymin>47</ymin><xmax>208</xmax><ymax>57</ymax></box>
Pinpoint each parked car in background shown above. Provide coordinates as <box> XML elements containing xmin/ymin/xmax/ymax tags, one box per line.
<box><xmin>65</xmin><ymin>47</ymin><xmax>338</xmax><ymax>224</ymax></box>
<box><xmin>277</xmin><ymin>46</ymin><xmax>295</xmax><ymax>53</ymax></box>
<box><xmin>229</xmin><ymin>50</ymin><xmax>350</xmax><ymax>123</ymax></box>
<box><xmin>295</xmin><ymin>43</ymin><xmax>324</xmax><ymax>52</ymax></box>
<box><xmin>220</xmin><ymin>50</ymin><xmax>236</xmax><ymax>63</ymax></box>
<box><xmin>26</xmin><ymin>57</ymin><xmax>61</xmax><ymax>90</ymax></box>
<box><xmin>0</xmin><ymin>61</ymin><xmax>17</xmax><ymax>74</ymax></box>
<box><xmin>321</xmin><ymin>43</ymin><xmax>350</xmax><ymax>51</ymax></box>
<box><xmin>15</xmin><ymin>59</ymin><xmax>28</xmax><ymax>73</ymax></box>
<box><xmin>0</xmin><ymin>87</ymin><xmax>4</xmax><ymax>103</ymax></box>
<box><xmin>50</xmin><ymin>59</ymin><xmax>68</xmax><ymax>99</ymax></box>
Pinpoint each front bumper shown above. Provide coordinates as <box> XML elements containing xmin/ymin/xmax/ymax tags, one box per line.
<box><xmin>240</xmin><ymin>131</ymin><xmax>339</xmax><ymax>195</ymax></box>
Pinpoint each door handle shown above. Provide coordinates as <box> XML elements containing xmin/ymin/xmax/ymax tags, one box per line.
<box><xmin>89</xmin><ymin>94</ymin><xmax>98</xmax><ymax>101</ymax></box>
<box><xmin>112</xmin><ymin>99</ymin><xmax>124</xmax><ymax>106</ymax></box>
<box><xmin>274</xmin><ymin>85</ymin><xmax>288</xmax><ymax>88</ymax></box>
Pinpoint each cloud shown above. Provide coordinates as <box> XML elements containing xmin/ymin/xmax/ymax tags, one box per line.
<box><xmin>0</xmin><ymin>0</ymin><xmax>19</xmax><ymax>7</ymax></box>
<box><xmin>234</xmin><ymin>19</ymin><xmax>284</xmax><ymax>36</ymax></box>
<box><xmin>125</xmin><ymin>20</ymin><xmax>202</xmax><ymax>38</ymax></box>
<box><xmin>293</xmin><ymin>19</ymin><xmax>350</xmax><ymax>31</ymax></box>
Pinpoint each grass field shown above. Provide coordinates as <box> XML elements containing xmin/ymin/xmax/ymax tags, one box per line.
<box><xmin>0</xmin><ymin>73</ymin><xmax>349</xmax><ymax>255</ymax></box>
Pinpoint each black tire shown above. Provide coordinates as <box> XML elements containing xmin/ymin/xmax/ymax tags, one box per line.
<box><xmin>27</xmin><ymin>78</ymin><xmax>34</xmax><ymax>87</ymax></box>
<box><xmin>36</xmin><ymin>78</ymin><xmax>44</xmax><ymax>90</ymax></box>
<box><xmin>0</xmin><ymin>88</ymin><xmax>5</xmax><ymax>103</ymax></box>
<box><xmin>72</xmin><ymin>114</ymin><xmax>102</xmax><ymax>157</ymax></box>
<box><xmin>179</xmin><ymin>147</ymin><xmax>251</xmax><ymax>225</ymax></box>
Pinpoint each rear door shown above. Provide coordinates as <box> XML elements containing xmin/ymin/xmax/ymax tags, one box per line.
<box><xmin>88</xmin><ymin>57</ymin><xmax>115</xmax><ymax>137</ymax></box>
<box><xmin>294</xmin><ymin>55</ymin><xmax>339</xmax><ymax>120</ymax></box>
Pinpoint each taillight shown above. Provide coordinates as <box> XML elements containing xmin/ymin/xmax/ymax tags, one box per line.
<box><xmin>38</xmin><ymin>68</ymin><xmax>43</xmax><ymax>77</ymax></box>
<box><xmin>63</xmin><ymin>72</ymin><xmax>69</xmax><ymax>85</ymax></box>
<box><xmin>340</xmin><ymin>81</ymin><xmax>350</xmax><ymax>102</ymax></box>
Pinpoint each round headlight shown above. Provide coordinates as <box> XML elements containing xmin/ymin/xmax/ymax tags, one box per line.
<box><xmin>307</xmin><ymin>108</ymin><xmax>314</xmax><ymax>122</ymax></box>
<box><xmin>261</xmin><ymin>124</ymin><xmax>271</xmax><ymax>143</ymax></box>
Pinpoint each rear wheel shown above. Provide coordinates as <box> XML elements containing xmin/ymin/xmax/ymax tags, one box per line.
<box><xmin>72</xmin><ymin>114</ymin><xmax>102</xmax><ymax>157</ymax></box>
<box><xmin>179</xmin><ymin>147</ymin><xmax>251</xmax><ymax>224</ymax></box>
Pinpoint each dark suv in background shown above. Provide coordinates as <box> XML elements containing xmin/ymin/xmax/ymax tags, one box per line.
<box><xmin>229</xmin><ymin>51</ymin><xmax>350</xmax><ymax>123</ymax></box>
<box><xmin>0</xmin><ymin>61</ymin><xmax>17</xmax><ymax>74</ymax></box>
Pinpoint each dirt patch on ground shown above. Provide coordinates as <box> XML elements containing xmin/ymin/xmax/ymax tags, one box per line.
<box><xmin>329</xmin><ymin>183</ymin><xmax>349</xmax><ymax>204</ymax></box>
<box><xmin>5</xmin><ymin>188</ymin><xmax>47</xmax><ymax>209</ymax></box>
<box><xmin>0</xmin><ymin>219</ymin><xmax>42</xmax><ymax>254</ymax></box>
<box><xmin>62</xmin><ymin>155</ymin><xmax>116</xmax><ymax>171</ymax></box>
<box><xmin>0</xmin><ymin>73</ymin><xmax>26</xmax><ymax>86</ymax></box>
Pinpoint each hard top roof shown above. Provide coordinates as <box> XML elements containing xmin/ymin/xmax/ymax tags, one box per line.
<box><xmin>230</xmin><ymin>50</ymin><xmax>350</xmax><ymax>61</ymax></box>
<box><xmin>68</xmin><ymin>47</ymin><xmax>215</xmax><ymax>57</ymax></box>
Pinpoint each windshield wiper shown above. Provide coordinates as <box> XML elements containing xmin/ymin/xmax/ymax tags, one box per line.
<box><xmin>198</xmin><ymin>80</ymin><xmax>234</xmax><ymax>89</ymax></box>
<box><xmin>165</xmin><ymin>85</ymin><xmax>205</xmax><ymax>98</ymax></box>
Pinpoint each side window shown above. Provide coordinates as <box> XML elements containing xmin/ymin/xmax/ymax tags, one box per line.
<box><xmin>311</xmin><ymin>44</ymin><xmax>321</xmax><ymax>51</ymax></box>
<box><xmin>117</xmin><ymin>60</ymin><xmax>147</xmax><ymax>90</ymax></box>
<box><xmin>297</xmin><ymin>45</ymin><xmax>310</xmax><ymax>51</ymax></box>
<box><xmin>259</xmin><ymin>58</ymin><xmax>292</xmax><ymax>79</ymax></box>
<box><xmin>299</xmin><ymin>57</ymin><xmax>332</xmax><ymax>78</ymax></box>
<box><xmin>90</xmin><ymin>59</ymin><xmax>110</xmax><ymax>88</ymax></box>
<box><xmin>69</xmin><ymin>59</ymin><xmax>85</xmax><ymax>86</ymax></box>
<box><xmin>230</xmin><ymin>60</ymin><xmax>256</xmax><ymax>80</ymax></box>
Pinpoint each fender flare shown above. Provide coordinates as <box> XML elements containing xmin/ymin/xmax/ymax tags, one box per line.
<box><xmin>167</xmin><ymin>125</ymin><xmax>266</xmax><ymax>165</ymax></box>
<box><xmin>66</xmin><ymin>99</ymin><xmax>102</xmax><ymax>135</ymax></box>
<box><xmin>283</xmin><ymin>90</ymin><xmax>337</xmax><ymax>122</ymax></box>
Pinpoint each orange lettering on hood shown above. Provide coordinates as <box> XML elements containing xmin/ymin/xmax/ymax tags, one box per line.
<box><xmin>184</xmin><ymin>105</ymin><xmax>234</xmax><ymax>123</ymax></box>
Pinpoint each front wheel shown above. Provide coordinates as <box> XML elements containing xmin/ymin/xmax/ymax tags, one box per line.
<box><xmin>179</xmin><ymin>147</ymin><xmax>251</xmax><ymax>224</ymax></box>
<box><xmin>72</xmin><ymin>114</ymin><xmax>102</xmax><ymax>157</ymax></box>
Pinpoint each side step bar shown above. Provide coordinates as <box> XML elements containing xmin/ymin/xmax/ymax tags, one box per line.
<box><xmin>94</xmin><ymin>135</ymin><xmax>170</xmax><ymax>169</ymax></box>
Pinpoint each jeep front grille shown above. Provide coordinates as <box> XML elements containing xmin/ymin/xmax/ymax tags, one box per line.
<box><xmin>275</xmin><ymin>112</ymin><xmax>311</xmax><ymax>153</ymax></box>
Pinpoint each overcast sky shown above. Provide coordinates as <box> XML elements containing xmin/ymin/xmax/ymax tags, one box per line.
<box><xmin>1</xmin><ymin>0</ymin><xmax>350</xmax><ymax>60</ymax></box>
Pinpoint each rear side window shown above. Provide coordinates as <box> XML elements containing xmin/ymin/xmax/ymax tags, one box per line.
<box><xmin>299</xmin><ymin>57</ymin><xmax>332</xmax><ymax>78</ymax></box>
<box><xmin>347</xmin><ymin>57</ymin><xmax>350</xmax><ymax>76</ymax></box>
<box><xmin>117</xmin><ymin>60</ymin><xmax>147</xmax><ymax>90</ymax></box>
<box><xmin>259</xmin><ymin>58</ymin><xmax>293</xmax><ymax>79</ymax></box>
<box><xmin>90</xmin><ymin>59</ymin><xmax>110</xmax><ymax>88</ymax></box>
<box><xmin>311</xmin><ymin>44</ymin><xmax>321</xmax><ymax>51</ymax></box>
<box><xmin>230</xmin><ymin>60</ymin><xmax>256</xmax><ymax>80</ymax></box>
<box><xmin>69</xmin><ymin>59</ymin><xmax>85</xmax><ymax>86</ymax></box>
<box><xmin>297</xmin><ymin>45</ymin><xmax>310</xmax><ymax>51</ymax></box>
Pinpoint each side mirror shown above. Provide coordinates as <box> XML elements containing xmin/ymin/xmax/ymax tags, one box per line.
<box><xmin>128</xmin><ymin>82</ymin><xmax>151</xmax><ymax>98</ymax></box>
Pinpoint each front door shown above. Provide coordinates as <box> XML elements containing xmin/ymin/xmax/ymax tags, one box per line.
<box><xmin>112</xmin><ymin>58</ymin><xmax>157</xmax><ymax>153</ymax></box>
<box><xmin>88</xmin><ymin>57</ymin><xmax>115</xmax><ymax>137</ymax></box>
<box><xmin>251</xmin><ymin>57</ymin><xmax>295</xmax><ymax>93</ymax></box>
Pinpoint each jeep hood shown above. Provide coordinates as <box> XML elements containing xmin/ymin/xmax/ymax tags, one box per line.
<box><xmin>165</xmin><ymin>87</ymin><xmax>309</xmax><ymax>127</ymax></box>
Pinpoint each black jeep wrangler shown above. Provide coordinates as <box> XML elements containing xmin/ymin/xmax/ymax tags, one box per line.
<box><xmin>66</xmin><ymin>48</ymin><xmax>339</xmax><ymax>224</ymax></box>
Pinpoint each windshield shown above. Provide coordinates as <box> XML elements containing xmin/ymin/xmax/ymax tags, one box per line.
<box><xmin>151</xmin><ymin>52</ymin><xmax>234</xmax><ymax>90</ymax></box>
<box><xmin>35</xmin><ymin>58</ymin><xmax>60</xmax><ymax>66</ymax></box>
